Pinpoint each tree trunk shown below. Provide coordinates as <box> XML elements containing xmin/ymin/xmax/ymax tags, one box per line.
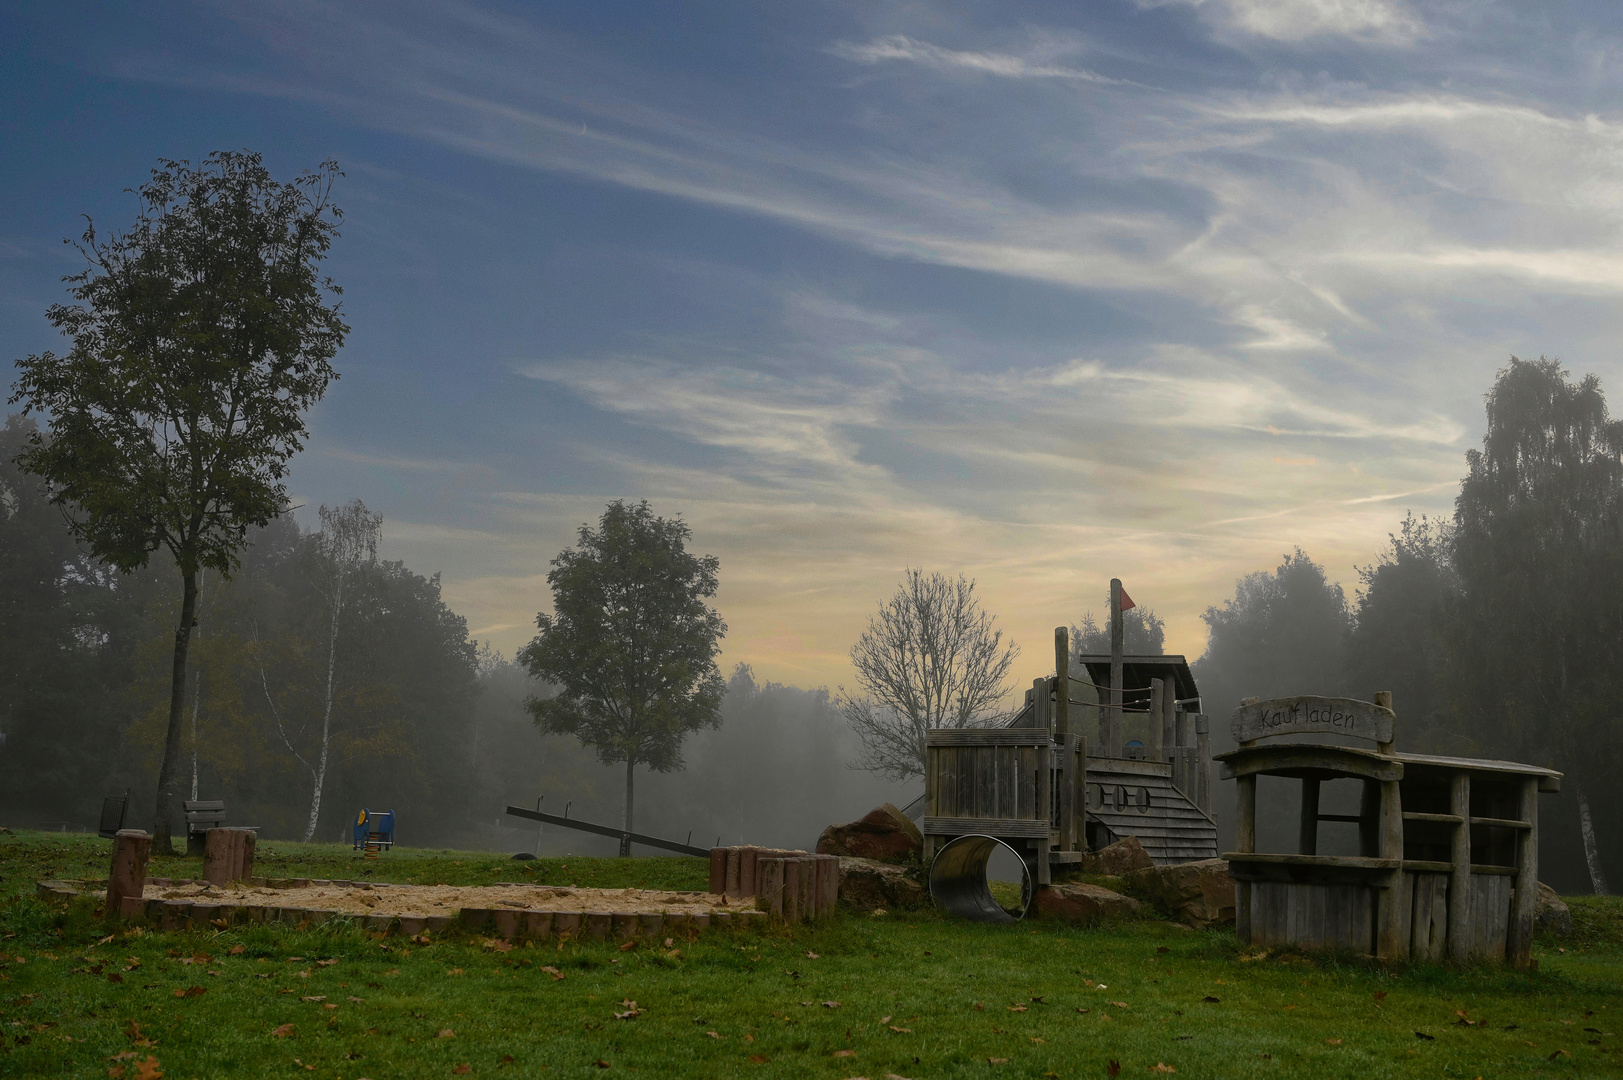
<box><xmin>153</xmin><ymin>568</ymin><xmax>199</xmax><ymax>855</ymax></box>
<box><xmin>621</xmin><ymin>757</ymin><xmax>634</xmax><ymax>857</ymax></box>
<box><xmin>302</xmin><ymin>576</ymin><xmax>343</xmax><ymax>843</ymax></box>
<box><xmin>1579</xmin><ymin>784</ymin><xmax>1609</xmax><ymax>895</ymax></box>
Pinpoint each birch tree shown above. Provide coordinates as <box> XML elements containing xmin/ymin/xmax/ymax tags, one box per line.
<box><xmin>836</xmin><ymin>569</ymin><xmax>1019</xmax><ymax>781</ymax></box>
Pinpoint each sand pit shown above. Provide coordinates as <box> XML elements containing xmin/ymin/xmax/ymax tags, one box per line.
<box><xmin>142</xmin><ymin>879</ymin><xmax>742</xmax><ymax>918</ymax></box>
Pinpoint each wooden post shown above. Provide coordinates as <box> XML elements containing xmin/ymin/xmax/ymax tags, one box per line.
<box><xmin>1148</xmin><ymin>678</ymin><xmax>1165</xmax><ymax>762</ymax></box>
<box><xmin>725</xmin><ymin>848</ymin><xmax>742</xmax><ymax>899</ymax></box>
<box><xmin>1507</xmin><ymin>777</ymin><xmax>1539</xmax><ymax>969</ymax></box>
<box><xmin>709</xmin><ymin>848</ymin><xmax>727</xmax><ymax>896</ymax></box>
<box><xmin>1054</xmin><ymin>627</ymin><xmax>1070</xmax><ymax>742</ymax></box>
<box><xmin>203</xmin><ymin>828</ymin><xmax>235</xmax><ymax>886</ymax></box>
<box><xmin>1037</xmin><ymin>737</ymin><xmax>1053</xmax><ymax>885</ymax></box>
<box><xmin>1194</xmin><ymin>715</ymin><xmax>1211</xmax><ymax>814</ymax></box>
<box><xmin>799</xmin><ymin>857</ymin><xmax>817</xmax><ymax>922</ymax></box>
<box><xmin>783</xmin><ymin>859</ymin><xmax>803</xmax><ymax>924</ymax></box>
<box><xmin>1108</xmin><ymin>578</ymin><xmax>1124</xmax><ymax>758</ymax></box>
<box><xmin>1374</xmin><ymin>690</ymin><xmax>1395</xmax><ymax>754</ymax></box>
<box><xmin>1299</xmin><ymin>778</ymin><xmax>1320</xmax><ymax>856</ymax></box>
<box><xmin>1448</xmin><ymin>771</ymin><xmax>1472</xmax><ymax>963</ymax></box>
<box><xmin>1376</xmin><ymin>779</ymin><xmax>1405</xmax><ymax>962</ymax></box>
<box><xmin>238</xmin><ymin>829</ymin><xmax>256</xmax><ymax>883</ymax></box>
<box><xmin>1071</xmin><ymin>736</ymin><xmax>1087</xmax><ymax>850</ymax></box>
<box><xmin>758</xmin><ymin>857</ymin><xmax>785</xmax><ymax>921</ymax></box>
<box><xmin>1161</xmin><ymin>682</ymin><xmax>1177</xmax><ymax>764</ymax></box>
<box><xmin>1031</xmin><ymin>677</ymin><xmax>1050</xmax><ymax>734</ymax></box>
<box><xmin>1236</xmin><ymin>775</ymin><xmax>1256</xmax><ymax>943</ymax></box>
<box><xmin>108</xmin><ymin>829</ymin><xmax>151</xmax><ymax>920</ymax></box>
<box><xmin>1058</xmin><ymin>740</ymin><xmax>1075</xmax><ymax>854</ymax></box>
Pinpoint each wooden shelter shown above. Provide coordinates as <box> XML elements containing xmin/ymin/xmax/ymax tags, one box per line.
<box><xmin>1219</xmin><ymin>693</ymin><xmax>1561</xmax><ymax>967</ymax></box>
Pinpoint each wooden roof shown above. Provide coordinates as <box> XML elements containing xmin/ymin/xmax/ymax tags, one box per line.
<box><xmin>1073</xmin><ymin>654</ymin><xmax>1199</xmax><ymax>710</ymax></box>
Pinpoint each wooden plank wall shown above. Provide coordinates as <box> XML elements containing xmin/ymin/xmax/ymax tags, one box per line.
<box><xmin>1247</xmin><ymin>882</ymin><xmax>1374</xmax><ymax>953</ymax></box>
<box><xmin>928</xmin><ymin>743</ymin><xmax>1041</xmax><ymax>821</ymax></box>
<box><xmin>1085</xmin><ymin>760</ymin><xmax>1218</xmax><ymax>864</ymax></box>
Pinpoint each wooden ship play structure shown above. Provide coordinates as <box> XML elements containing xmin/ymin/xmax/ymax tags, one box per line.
<box><xmin>1219</xmin><ymin>693</ymin><xmax>1560</xmax><ymax>967</ymax></box>
<box><xmin>921</xmin><ymin>580</ymin><xmax>1218</xmax><ymax>913</ymax></box>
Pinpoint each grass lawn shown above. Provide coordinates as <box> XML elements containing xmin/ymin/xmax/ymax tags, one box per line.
<box><xmin>2</xmin><ymin>830</ymin><xmax>1621</xmax><ymax>1078</ymax></box>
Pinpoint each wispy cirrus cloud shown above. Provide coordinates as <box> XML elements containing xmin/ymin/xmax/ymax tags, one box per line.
<box><xmin>829</xmin><ymin>34</ymin><xmax>1125</xmax><ymax>83</ymax></box>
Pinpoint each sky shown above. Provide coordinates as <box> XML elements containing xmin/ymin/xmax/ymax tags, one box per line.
<box><xmin>6</xmin><ymin>1</ymin><xmax>1623</xmax><ymax>691</ymax></box>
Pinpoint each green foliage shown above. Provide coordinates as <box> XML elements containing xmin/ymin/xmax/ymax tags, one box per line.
<box><xmin>8</xmin><ymin>150</ymin><xmax>346</xmax><ymax>579</ymax></box>
<box><xmin>1195</xmin><ymin>548</ymin><xmax>1352</xmax><ymax>716</ymax></box>
<box><xmin>2</xmin><ymin>834</ymin><xmax>1619</xmax><ymax>1079</ymax></box>
<box><xmin>520</xmin><ymin>500</ymin><xmax>726</xmax><ymax>774</ymax></box>
<box><xmin>1071</xmin><ymin>605</ymin><xmax>1166</xmax><ymax>657</ymax></box>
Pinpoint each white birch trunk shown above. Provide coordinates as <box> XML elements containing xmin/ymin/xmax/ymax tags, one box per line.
<box><xmin>1579</xmin><ymin>784</ymin><xmax>1609</xmax><ymax>895</ymax></box>
<box><xmin>301</xmin><ymin>574</ymin><xmax>343</xmax><ymax>843</ymax></box>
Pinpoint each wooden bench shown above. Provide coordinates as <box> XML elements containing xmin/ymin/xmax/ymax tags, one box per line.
<box><xmin>183</xmin><ymin>800</ymin><xmax>227</xmax><ymax>856</ymax></box>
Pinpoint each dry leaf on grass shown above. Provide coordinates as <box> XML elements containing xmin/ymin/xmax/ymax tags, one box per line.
<box><xmin>1030</xmin><ymin>1037</ymin><xmax>1046</xmax><ymax>1044</ymax></box>
<box><xmin>1414</xmin><ymin>1032</ymin><xmax>1434</xmax><ymax>1041</ymax></box>
<box><xmin>748</xmin><ymin>1054</ymin><xmax>768</xmax><ymax>1064</ymax></box>
<box><xmin>706</xmin><ymin>1032</ymin><xmax>722</xmax><ymax>1040</ymax></box>
<box><xmin>1549</xmin><ymin>1050</ymin><xmax>1572</xmax><ymax>1061</ymax></box>
<box><xmin>271</xmin><ymin>1024</ymin><xmax>295</xmax><ymax>1038</ymax></box>
<box><xmin>129</xmin><ymin>1055</ymin><xmax>163</xmax><ymax>1080</ymax></box>
<box><xmin>1110</xmin><ymin>1002</ymin><xmax>1128</xmax><ymax>1009</ymax></box>
<box><xmin>291</xmin><ymin>1060</ymin><xmax>316</xmax><ymax>1072</ymax></box>
<box><xmin>594</xmin><ymin>1060</ymin><xmax>610</xmax><ymax>1069</ymax></box>
<box><xmin>439</xmin><ymin>1029</ymin><xmax>456</xmax><ymax>1039</ymax></box>
<box><xmin>618</xmin><ymin>940</ymin><xmax>637</xmax><ymax>952</ymax></box>
<box><xmin>1325</xmin><ymin>1038</ymin><xmax>1343</xmax><ymax>1045</ymax></box>
<box><xmin>1202</xmin><ymin>996</ymin><xmax>1220</xmax><ymax>1003</ymax></box>
<box><xmin>1150</xmin><ymin>1064</ymin><xmax>1176</xmax><ymax>1074</ymax></box>
<box><xmin>823</xmin><ymin>1001</ymin><xmax>841</xmax><ymax>1008</ymax></box>
<box><xmin>302</xmin><ymin>996</ymin><xmax>326</xmax><ymax>1002</ymax></box>
<box><xmin>172</xmin><ymin>986</ymin><xmax>207</xmax><ymax>999</ymax></box>
<box><xmin>988</xmin><ymin>1057</ymin><xmax>1009</xmax><ymax>1065</ymax></box>
<box><xmin>1007</xmin><ymin>1005</ymin><xmax>1027</xmax><ymax>1013</ymax></box>
<box><xmin>454</xmin><ymin>1066</ymin><xmax>472</xmax><ymax>1075</ymax></box>
<box><xmin>1106</xmin><ymin>1060</ymin><xmax>1122</xmax><ymax>1077</ymax></box>
<box><xmin>889</xmin><ymin>1026</ymin><xmax>912</xmax><ymax>1034</ymax></box>
<box><xmin>806</xmin><ymin>951</ymin><xmax>820</xmax><ymax>959</ymax></box>
<box><xmin>833</xmin><ymin>1049</ymin><xmax>857</xmax><ymax>1058</ymax></box>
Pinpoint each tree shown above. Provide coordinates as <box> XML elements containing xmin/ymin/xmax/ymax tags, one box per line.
<box><xmin>1345</xmin><ymin>513</ymin><xmax>1456</xmax><ymax>751</ymax></box>
<box><xmin>1448</xmin><ymin>356</ymin><xmax>1623</xmax><ymax>893</ymax></box>
<box><xmin>519</xmin><ymin>500</ymin><xmax>726</xmax><ymax>856</ymax></box>
<box><xmin>837</xmin><ymin>569</ymin><xmax>1020</xmax><ymax>781</ymax></box>
<box><xmin>1071</xmin><ymin>604</ymin><xmax>1166</xmax><ymax>659</ymax></box>
<box><xmin>8</xmin><ymin>151</ymin><xmax>346</xmax><ymax>851</ymax></box>
<box><xmin>1194</xmin><ymin>549</ymin><xmax>1351</xmax><ymax>718</ymax></box>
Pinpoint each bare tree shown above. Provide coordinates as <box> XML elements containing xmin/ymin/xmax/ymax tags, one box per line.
<box><xmin>837</xmin><ymin>569</ymin><xmax>1020</xmax><ymax>780</ymax></box>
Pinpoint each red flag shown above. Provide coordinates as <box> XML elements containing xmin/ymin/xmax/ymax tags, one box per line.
<box><xmin>1119</xmin><ymin>586</ymin><xmax>1136</xmax><ymax>612</ymax></box>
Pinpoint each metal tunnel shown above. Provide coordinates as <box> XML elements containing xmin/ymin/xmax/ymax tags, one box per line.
<box><xmin>927</xmin><ymin>834</ymin><xmax>1033</xmax><ymax>922</ymax></box>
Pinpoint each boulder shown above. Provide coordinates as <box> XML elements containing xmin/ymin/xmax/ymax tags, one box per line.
<box><xmin>836</xmin><ymin>856</ymin><xmax>927</xmax><ymax>912</ymax></box>
<box><xmin>1535</xmin><ymin>882</ymin><xmax>1572</xmax><ymax>937</ymax></box>
<box><xmin>1034</xmin><ymin>882</ymin><xmax>1142</xmax><ymax>924</ymax></box>
<box><xmin>1077</xmin><ymin>836</ymin><xmax>1154</xmax><ymax>876</ymax></box>
<box><xmin>817</xmin><ymin>803</ymin><xmax>923</xmax><ymax>863</ymax></box>
<box><xmin>1123</xmin><ymin>858</ymin><xmax>1235</xmax><ymax>928</ymax></box>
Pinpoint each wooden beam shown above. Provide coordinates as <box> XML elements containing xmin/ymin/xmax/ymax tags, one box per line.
<box><xmin>1299</xmin><ymin>777</ymin><xmax>1321</xmax><ymax>856</ymax></box>
<box><xmin>1376</xmin><ymin>778</ymin><xmax>1405</xmax><ymax>962</ymax></box>
<box><xmin>1108</xmin><ymin>578</ymin><xmax>1123</xmax><ymax>758</ymax></box>
<box><xmin>1449</xmin><ymin>771</ymin><xmax>1472</xmax><ymax>964</ymax></box>
<box><xmin>1054</xmin><ymin>627</ymin><xmax>1070</xmax><ymax>742</ymax></box>
<box><xmin>1507</xmin><ymin>777</ymin><xmax>1539</xmax><ymax>969</ymax></box>
<box><xmin>1148</xmin><ymin>678</ymin><xmax>1165</xmax><ymax>762</ymax></box>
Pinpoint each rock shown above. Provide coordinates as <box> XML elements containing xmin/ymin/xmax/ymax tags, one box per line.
<box><xmin>1077</xmin><ymin>836</ymin><xmax>1154</xmax><ymax>876</ymax></box>
<box><xmin>1034</xmin><ymin>882</ymin><xmax>1142</xmax><ymax>923</ymax></box>
<box><xmin>817</xmin><ymin>804</ymin><xmax>923</xmax><ymax>863</ymax></box>
<box><xmin>1123</xmin><ymin>859</ymin><xmax>1235</xmax><ymax>928</ymax></box>
<box><xmin>836</xmin><ymin>856</ymin><xmax>927</xmax><ymax>911</ymax></box>
<box><xmin>1535</xmin><ymin>882</ymin><xmax>1572</xmax><ymax>937</ymax></box>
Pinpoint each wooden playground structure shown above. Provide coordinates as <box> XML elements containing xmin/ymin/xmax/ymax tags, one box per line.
<box><xmin>1219</xmin><ymin>693</ymin><xmax>1560</xmax><ymax>967</ymax></box>
<box><xmin>921</xmin><ymin>580</ymin><xmax>1218</xmax><ymax>889</ymax></box>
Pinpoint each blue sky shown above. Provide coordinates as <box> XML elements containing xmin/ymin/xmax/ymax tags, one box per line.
<box><xmin>6</xmin><ymin>1</ymin><xmax>1623</xmax><ymax>689</ymax></box>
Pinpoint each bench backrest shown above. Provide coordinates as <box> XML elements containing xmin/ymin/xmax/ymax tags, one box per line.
<box><xmin>98</xmin><ymin>790</ymin><xmax>129</xmax><ymax>839</ymax></box>
<box><xmin>1231</xmin><ymin>696</ymin><xmax>1394</xmax><ymax>747</ymax></box>
<box><xmin>183</xmin><ymin>800</ymin><xmax>227</xmax><ymax>830</ymax></box>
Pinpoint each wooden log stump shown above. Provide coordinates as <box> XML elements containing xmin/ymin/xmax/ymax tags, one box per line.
<box><xmin>783</xmin><ymin>859</ymin><xmax>804</xmax><ymax>924</ymax></box>
<box><xmin>725</xmin><ymin>848</ymin><xmax>743</xmax><ymax>899</ymax></box>
<box><xmin>739</xmin><ymin>847</ymin><xmax>761</xmax><ymax>898</ymax></box>
<box><xmin>709</xmin><ymin>848</ymin><xmax>728</xmax><ymax>895</ymax></box>
<box><xmin>583</xmin><ymin>912</ymin><xmax>612</xmax><ymax>940</ymax></box>
<box><xmin>203</xmin><ymin>829</ymin><xmax>235</xmax><ymax>886</ymax></box>
<box><xmin>521</xmin><ymin>910</ymin><xmax>553</xmax><ymax>940</ymax></box>
<box><xmin>107</xmin><ymin>830</ymin><xmax>151</xmax><ymax>920</ymax></box>
<box><xmin>611</xmin><ymin>912</ymin><xmax>638</xmax><ymax>939</ymax></box>
<box><xmin>799</xmin><ymin>857</ymin><xmax>817</xmax><ymax>920</ymax></box>
<box><xmin>758</xmin><ymin>857</ymin><xmax>785</xmax><ymax>921</ymax></box>
<box><xmin>397</xmin><ymin>915</ymin><xmax>428</xmax><ymax>937</ymax></box>
<box><xmin>552</xmin><ymin>912</ymin><xmax>583</xmax><ymax>939</ymax></box>
<box><xmin>491</xmin><ymin>909</ymin><xmax>521</xmax><ymax>940</ymax></box>
<box><xmin>638</xmin><ymin>912</ymin><xmax>664</xmax><ymax>938</ymax></box>
<box><xmin>813</xmin><ymin>854</ymin><xmax>839</xmax><ymax>916</ymax></box>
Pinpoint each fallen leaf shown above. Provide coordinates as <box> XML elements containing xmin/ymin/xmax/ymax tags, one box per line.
<box><xmin>439</xmin><ymin>1029</ymin><xmax>456</xmax><ymax>1039</ymax></box>
<box><xmin>1076</xmin><ymin>1007</ymin><xmax>1091</xmax><ymax>1014</ymax></box>
<box><xmin>890</xmin><ymin>1026</ymin><xmax>913</xmax><ymax>1034</ymax></box>
<box><xmin>1415</xmin><ymin>1031</ymin><xmax>1434</xmax><ymax>1041</ymax></box>
<box><xmin>302</xmin><ymin>996</ymin><xmax>326</xmax><ymax>1003</ymax></box>
<box><xmin>823</xmin><ymin>1001</ymin><xmax>842</xmax><ymax>1009</ymax></box>
<box><xmin>1031</xmin><ymin>996</ymin><xmax>1047</xmax><ymax>1004</ymax></box>
<box><xmin>1030</xmin><ymin>1037</ymin><xmax>1046</xmax><ymax>1044</ymax></box>
<box><xmin>1110</xmin><ymin>1002</ymin><xmax>1128</xmax><ymax>1010</ymax></box>
<box><xmin>348</xmin><ymin>996</ymin><xmax>364</xmax><ymax>1003</ymax></box>
<box><xmin>1156</xmin><ymin>946</ymin><xmax>1169</xmax><ymax>954</ymax></box>
<box><xmin>292</xmin><ymin>1060</ymin><xmax>316</xmax><ymax>1073</ymax></box>
<box><xmin>807</xmin><ymin>951</ymin><xmax>820</xmax><ymax>959</ymax></box>
<box><xmin>1150</xmin><ymin>1065</ymin><xmax>1176</xmax><ymax>1074</ymax></box>
<box><xmin>499</xmin><ymin>1056</ymin><xmax>515</xmax><ymax>1065</ymax></box>
<box><xmin>317</xmin><ymin>958</ymin><xmax>339</xmax><ymax>967</ymax></box>
<box><xmin>1007</xmin><ymin>1005</ymin><xmax>1028</xmax><ymax>1013</ymax></box>
<box><xmin>1202</xmin><ymin>996</ymin><xmax>1220</xmax><ymax>1003</ymax></box>
<box><xmin>594</xmin><ymin>1060</ymin><xmax>610</xmax><ymax>1069</ymax></box>
<box><xmin>617</xmin><ymin>941</ymin><xmax>637</xmax><ymax>952</ymax></box>
<box><xmin>881</xmin><ymin>1015</ymin><xmax>892</xmax><ymax>1024</ymax></box>
<box><xmin>229</xmin><ymin>945</ymin><xmax>245</xmax><ymax>956</ymax></box>
<box><xmin>272</xmin><ymin>1024</ymin><xmax>295</xmax><ymax>1038</ymax></box>
<box><xmin>172</xmin><ymin>986</ymin><xmax>207</xmax><ymax>999</ymax></box>
<box><xmin>989</xmin><ymin>1058</ymin><xmax>1009</xmax><ymax>1066</ymax></box>
<box><xmin>1549</xmin><ymin>1050</ymin><xmax>1571</xmax><ymax>1061</ymax></box>
<box><xmin>747</xmin><ymin>1054</ymin><xmax>768</xmax><ymax>1064</ymax></box>
<box><xmin>706</xmin><ymin>1032</ymin><xmax>722</xmax><ymax>1040</ymax></box>
<box><xmin>107</xmin><ymin>973</ymin><xmax>124</xmax><ymax>984</ymax></box>
<box><xmin>454</xmin><ymin>1067</ymin><xmax>472</xmax><ymax>1075</ymax></box>
<box><xmin>1325</xmin><ymin>1038</ymin><xmax>1343</xmax><ymax>1045</ymax></box>
<box><xmin>973</xmin><ymin>1002</ymin><xmax>985</xmax><ymax>1011</ymax></box>
<box><xmin>132</xmin><ymin>1055</ymin><xmax>163</xmax><ymax>1080</ymax></box>
<box><xmin>448</xmin><ymin>968</ymin><xmax>465</xmax><ymax>976</ymax></box>
<box><xmin>833</xmin><ymin>1049</ymin><xmax>857</xmax><ymax>1058</ymax></box>
<box><xmin>108</xmin><ymin>1067</ymin><xmax>126</xmax><ymax>1079</ymax></box>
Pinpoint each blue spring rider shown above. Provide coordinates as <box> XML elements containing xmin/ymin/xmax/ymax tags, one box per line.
<box><xmin>352</xmin><ymin>809</ymin><xmax>396</xmax><ymax>856</ymax></box>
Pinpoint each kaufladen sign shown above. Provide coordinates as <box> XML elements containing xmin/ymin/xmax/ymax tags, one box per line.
<box><xmin>1230</xmin><ymin>696</ymin><xmax>1395</xmax><ymax>746</ymax></box>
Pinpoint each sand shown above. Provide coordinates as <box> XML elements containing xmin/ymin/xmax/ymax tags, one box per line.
<box><xmin>140</xmin><ymin>879</ymin><xmax>741</xmax><ymax>918</ymax></box>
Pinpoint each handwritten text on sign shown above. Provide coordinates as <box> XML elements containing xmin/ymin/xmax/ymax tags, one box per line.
<box><xmin>1230</xmin><ymin>696</ymin><xmax>1395</xmax><ymax>745</ymax></box>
